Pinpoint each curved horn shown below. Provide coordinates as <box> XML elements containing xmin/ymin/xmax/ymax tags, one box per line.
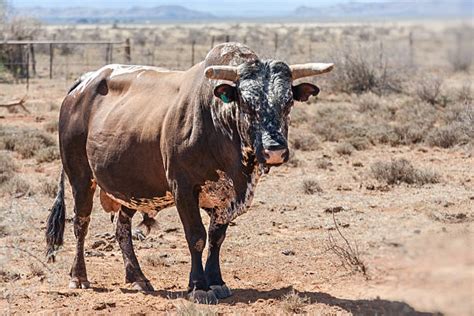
<box><xmin>204</xmin><ymin>65</ymin><xmax>239</xmax><ymax>82</ymax></box>
<box><xmin>290</xmin><ymin>63</ymin><xmax>334</xmax><ymax>80</ymax></box>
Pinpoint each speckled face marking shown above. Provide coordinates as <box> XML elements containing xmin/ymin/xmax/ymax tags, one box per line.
<box><xmin>236</xmin><ymin>60</ymin><xmax>293</xmax><ymax>164</ymax></box>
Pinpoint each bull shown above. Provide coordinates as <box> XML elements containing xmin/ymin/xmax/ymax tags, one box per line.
<box><xmin>46</xmin><ymin>42</ymin><xmax>333</xmax><ymax>303</ymax></box>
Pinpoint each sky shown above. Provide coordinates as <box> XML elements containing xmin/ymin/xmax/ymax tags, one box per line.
<box><xmin>9</xmin><ymin>0</ymin><xmax>390</xmax><ymax>16</ymax></box>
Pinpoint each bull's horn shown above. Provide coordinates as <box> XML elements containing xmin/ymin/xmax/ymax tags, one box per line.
<box><xmin>290</xmin><ymin>63</ymin><xmax>334</xmax><ymax>80</ymax></box>
<box><xmin>204</xmin><ymin>65</ymin><xmax>239</xmax><ymax>82</ymax></box>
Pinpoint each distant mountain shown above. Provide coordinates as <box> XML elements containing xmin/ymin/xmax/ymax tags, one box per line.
<box><xmin>13</xmin><ymin>5</ymin><xmax>215</xmax><ymax>23</ymax></box>
<box><xmin>293</xmin><ymin>0</ymin><xmax>473</xmax><ymax>18</ymax></box>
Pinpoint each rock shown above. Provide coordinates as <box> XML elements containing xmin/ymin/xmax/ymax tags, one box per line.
<box><xmin>282</xmin><ymin>249</ymin><xmax>295</xmax><ymax>256</ymax></box>
<box><xmin>91</xmin><ymin>240</ymin><xmax>106</xmax><ymax>249</ymax></box>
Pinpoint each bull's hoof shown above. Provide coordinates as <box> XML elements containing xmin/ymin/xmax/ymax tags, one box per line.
<box><xmin>188</xmin><ymin>289</ymin><xmax>218</xmax><ymax>304</ymax></box>
<box><xmin>131</xmin><ymin>280</ymin><xmax>154</xmax><ymax>292</ymax></box>
<box><xmin>69</xmin><ymin>279</ymin><xmax>90</xmax><ymax>289</ymax></box>
<box><xmin>210</xmin><ymin>284</ymin><xmax>232</xmax><ymax>299</ymax></box>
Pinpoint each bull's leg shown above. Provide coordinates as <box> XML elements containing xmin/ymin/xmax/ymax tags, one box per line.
<box><xmin>116</xmin><ymin>206</ymin><xmax>153</xmax><ymax>292</ymax></box>
<box><xmin>69</xmin><ymin>180</ymin><xmax>95</xmax><ymax>289</ymax></box>
<box><xmin>175</xmin><ymin>189</ymin><xmax>217</xmax><ymax>304</ymax></box>
<box><xmin>205</xmin><ymin>219</ymin><xmax>231</xmax><ymax>299</ymax></box>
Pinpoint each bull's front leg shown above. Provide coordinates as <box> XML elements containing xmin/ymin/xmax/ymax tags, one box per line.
<box><xmin>205</xmin><ymin>219</ymin><xmax>232</xmax><ymax>299</ymax></box>
<box><xmin>175</xmin><ymin>187</ymin><xmax>217</xmax><ymax>304</ymax></box>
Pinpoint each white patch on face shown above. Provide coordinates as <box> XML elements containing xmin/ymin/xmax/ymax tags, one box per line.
<box><xmin>104</xmin><ymin>191</ymin><xmax>175</xmax><ymax>217</ymax></box>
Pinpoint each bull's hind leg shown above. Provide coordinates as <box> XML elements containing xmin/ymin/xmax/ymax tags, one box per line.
<box><xmin>205</xmin><ymin>218</ymin><xmax>232</xmax><ymax>299</ymax></box>
<box><xmin>116</xmin><ymin>206</ymin><xmax>154</xmax><ymax>292</ymax></box>
<box><xmin>69</xmin><ymin>178</ymin><xmax>96</xmax><ymax>289</ymax></box>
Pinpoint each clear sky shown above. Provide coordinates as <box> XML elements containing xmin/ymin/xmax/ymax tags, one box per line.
<box><xmin>9</xmin><ymin>0</ymin><xmax>390</xmax><ymax>16</ymax></box>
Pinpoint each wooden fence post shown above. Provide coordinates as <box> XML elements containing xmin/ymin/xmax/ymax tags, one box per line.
<box><xmin>49</xmin><ymin>43</ymin><xmax>54</xmax><ymax>79</ymax></box>
<box><xmin>210</xmin><ymin>35</ymin><xmax>215</xmax><ymax>49</ymax></box>
<box><xmin>274</xmin><ymin>33</ymin><xmax>278</xmax><ymax>54</ymax></box>
<box><xmin>29</xmin><ymin>44</ymin><xmax>36</xmax><ymax>77</ymax></box>
<box><xmin>409</xmin><ymin>31</ymin><xmax>414</xmax><ymax>66</ymax></box>
<box><xmin>25</xmin><ymin>45</ymin><xmax>29</xmax><ymax>91</ymax></box>
<box><xmin>124</xmin><ymin>38</ymin><xmax>131</xmax><ymax>63</ymax></box>
<box><xmin>225</xmin><ymin>35</ymin><xmax>230</xmax><ymax>42</ymax></box>
<box><xmin>191</xmin><ymin>40</ymin><xmax>196</xmax><ymax>66</ymax></box>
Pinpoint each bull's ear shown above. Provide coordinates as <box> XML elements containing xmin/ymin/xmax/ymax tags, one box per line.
<box><xmin>292</xmin><ymin>83</ymin><xmax>320</xmax><ymax>102</ymax></box>
<box><xmin>214</xmin><ymin>84</ymin><xmax>237</xmax><ymax>103</ymax></box>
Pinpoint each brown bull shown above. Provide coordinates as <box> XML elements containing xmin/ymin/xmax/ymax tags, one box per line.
<box><xmin>46</xmin><ymin>42</ymin><xmax>333</xmax><ymax>303</ymax></box>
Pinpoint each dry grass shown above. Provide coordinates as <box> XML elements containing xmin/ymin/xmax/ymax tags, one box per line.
<box><xmin>174</xmin><ymin>299</ymin><xmax>217</xmax><ymax>316</ymax></box>
<box><xmin>415</xmin><ymin>75</ymin><xmax>444</xmax><ymax>106</ymax></box>
<box><xmin>371</xmin><ymin>158</ymin><xmax>440</xmax><ymax>185</ymax></box>
<box><xmin>447</xmin><ymin>27</ymin><xmax>473</xmax><ymax>72</ymax></box>
<box><xmin>325</xmin><ymin>213</ymin><xmax>367</xmax><ymax>276</ymax></box>
<box><xmin>302</xmin><ymin>178</ymin><xmax>323</xmax><ymax>195</ymax></box>
<box><xmin>0</xmin><ymin>126</ymin><xmax>56</xmax><ymax>159</ymax></box>
<box><xmin>143</xmin><ymin>254</ymin><xmax>168</xmax><ymax>267</ymax></box>
<box><xmin>281</xmin><ymin>289</ymin><xmax>309</xmax><ymax>314</ymax></box>
<box><xmin>40</xmin><ymin>178</ymin><xmax>58</xmax><ymax>198</ymax></box>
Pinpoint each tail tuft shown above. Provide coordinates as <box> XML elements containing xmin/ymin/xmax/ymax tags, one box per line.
<box><xmin>46</xmin><ymin>169</ymin><xmax>66</xmax><ymax>263</ymax></box>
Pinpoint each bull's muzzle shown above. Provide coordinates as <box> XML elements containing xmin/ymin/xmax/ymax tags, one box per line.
<box><xmin>263</xmin><ymin>148</ymin><xmax>288</xmax><ymax>165</ymax></box>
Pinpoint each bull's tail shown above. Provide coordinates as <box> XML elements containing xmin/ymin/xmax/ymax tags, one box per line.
<box><xmin>46</xmin><ymin>169</ymin><xmax>66</xmax><ymax>263</ymax></box>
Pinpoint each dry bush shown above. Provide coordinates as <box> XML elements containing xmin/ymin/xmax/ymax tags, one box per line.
<box><xmin>415</xmin><ymin>75</ymin><xmax>444</xmax><ymax>105</ymax></box>
<box><xmin>426</xmin><ymin>124</ymin><xmax>465</xmax><ymax>148</ymax></box>
<box><xmin>335</xmin><ymin>142</ymin><xmax>355</xmax><ymax>155</ymax></box>
<box><xmin>174</xmin><ymin>299</ymin><xmax>217</xmax><ymax>316</ymax></box>
<box><xmin>457</xmin><ymin>84</ymin><xmax>472</xmax><ymax>103</ymax></box>
<box><xmin>28</xmin><ymin>262</ymin><xmax>45</xmax><ymax>278</ymax></box>
<box><xmin>0</xmin><ymin>151</ymin><xmax>16</xmax><ymax>184</ymax></box>
<box><xmin>36</xmin><ymin>146</ymin><xmax>60</xmax><ymax>163</ymax></box>
<box><xmin>290</xmin><ymin>131</ymin><xmax>319</xmax><ymax>151</ymax></box>
<box><xmin>371</xmin><ymin>158</ymin><xmax>440</xmax><ymax>185</ymax></box>
<box><xmin>347</xmin><ymin>136</ymin><xmax>371</xmax><ymax>150</ymax></box>
<box><xmin>0</xmin><ymin>126</ymin><xmax>56</xmax><ymax>159</ymax></box>
<box><xmin>302</xmin><ymin>178</ymin><xmax>322</xmax><ymax>195</ymax></box>
<box><xmin>4</xmin><ymin>175</ymin><xmax>31</xmax><ymax>196</ymax></box>
<box><xmin>40</xmin><ymin>178</ymin><xmax>57</xmax><ymax>198</ymax></box>
<box><xmin>316</xmin><ymin>158</ymin><xmax>332</xmax><ymax>169</ymax></box>
<box><xmin>356</xmin><ymin>92</ymin><xmax>382</xmax><ymax>112</ymax></box>
<box><xmin>330</xmin><ymin>42</ymin><xmax>404</xmax><ymax>95</ymax></box>
<box><xmin>43</xmin><ymin>120</ymin><xmax>58</xmax><ymax>133</ymax></box>
<box><xmin>281</xmin><ymin>289</ymin><xmax>309</xmax><ymax>314</ymax></box>
<box><xmin>325</xmin><ymin>213</ymin><xmax>367</xmax><ymax>276</ymax></box>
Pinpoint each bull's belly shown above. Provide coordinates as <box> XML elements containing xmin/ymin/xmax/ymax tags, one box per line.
<box><xmin>99</xmin><ymin>169</ymin><xmax>261</xmax><ymax>224</ymax></box>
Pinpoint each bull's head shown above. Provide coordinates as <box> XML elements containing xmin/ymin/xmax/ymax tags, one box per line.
<box><xmin>205</xmin><ymin>60</ymin><xmax>333</xmax><ymax>168</ymax></box>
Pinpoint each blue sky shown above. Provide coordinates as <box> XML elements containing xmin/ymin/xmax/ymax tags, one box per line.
<box><xmin>10</xmin><ymin>0</ymin><xmax>389</xmax><ymax>16</ymax></box>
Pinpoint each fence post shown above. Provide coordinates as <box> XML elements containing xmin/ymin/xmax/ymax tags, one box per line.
<box><xmin>25</xmin><ymin>45</ymin><xmax>29</xmax><ymax>91</ymax></box>
<box><xmin>274</xmin><ymin>33</ymin><xmax>278</xmax><ymax>54</ymax></box>
<box><xmin>124</xmin><ymin>38</ymin><xmax>131</xmax><ymax>63</ymax></box>
<box><xmin>225</xmin><ymin>35</ymin><xmax>230</xmax><ymax>42</ymax></box>
<box><xmin>49</xmin><ymin>43</ymin><xmax>54</xmax><ymax>79</ymax></box>
<box><xmin>105</xmin><ymin>43</ymin><xmax>111</xmax><ymax>64</ymax></box>
<box><xmin>409</xmin><ymin>31</ymin><xmax>414</xmax><ymax>66</ymax></box>
<box><xmin>191</xmin><ymin>40</ymin><xmax>196</xmax><ymax>66</ymax></box>
<box><xmin>29</xmin><ymin>44</ymin><xmax>36</xmax><ymax>77</ymax></box>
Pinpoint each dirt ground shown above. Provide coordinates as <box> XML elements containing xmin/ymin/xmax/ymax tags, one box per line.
<box><xmin>0</xmin><ymin>73</ymin><xmax>472</xmax><ymax>315</ymax></box>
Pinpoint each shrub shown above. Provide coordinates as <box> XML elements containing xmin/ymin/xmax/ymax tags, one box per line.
<box><xmin>447</xmin><ymin>28</ymin><xmax>473</xmax><ymax>72</ymax></box>
<box><xmin>36</xmin><ymin>146</ymin><xmax>60</xmax><ymax>163</ymax></box>
<box><xmin>335</xmin><ymin>142</ymin><xmax>355</xmax><ymax>155</ymax></box>
<box><xmin>0</xmin><ymin>152</ymin><xmax>16</xmax><ymax>185</ymax></box>
<box><xmin>0</xmin><ymin>126</ymin><xmax>56</xmax><ymax>159</ymax></box>
<box><xmin>330</xmin><ymin>42</ymin><xmax>404</xmax><ymax>95</ymax></box>
<box><xmin>426</xmin><ymin>124</ymin><xmax>465</xmax><ymax>148</ymax></box>
<box><xmin>281</xmin><ymin>289</ymin><xmax>309</xmax><ymax>314</ymax></box>
<box><xmin>371</xmin><ymin>158</ymin><xmax>440</xmax><ymax>185</ymax></box>
<box><xmin>302</xmin><ymin>178</ymin><xmax>322</xmax><ymax>195</ymax></box>
<box><xmin>356</xmin><ymin>92</ymin><xmax>381</xmax><ymax>112</ymax></box>
<box><xmin>290</xmin><ymin>131</ymin><xmax>319</xmax><ymax>151</ymax></box>
<box><xmin>415</xmin><ymin>75</ymin><xmax>444</xmax><ymax>105</ymax></box>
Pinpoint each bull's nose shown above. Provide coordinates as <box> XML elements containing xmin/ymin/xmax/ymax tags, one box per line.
<box><xmin>263</xmin><ymin>148</ymin><xmax>287</xmax><ymax>165</ymax></box>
